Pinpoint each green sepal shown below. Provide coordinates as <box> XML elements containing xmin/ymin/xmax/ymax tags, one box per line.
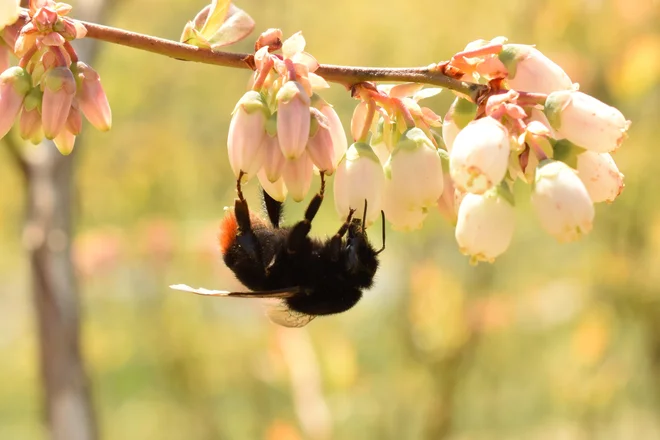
<box><xmin>453</xmin><ymin>98</ymin><xmax>477</xmax><ymax>129</ymax></box>
<box><xmin>495</xmin><ymin>181</ymin><xmax>515</xmax><ymax>207</ymax></box>
<box><xmin>265</xmin><ymin>111</ymin><xmax>278</xmax><ymax>136</ymax></box>
<box><xmin>23</xmin><ymin>88</ymin><xmax>43</xmax><ymax>112</ymax></box>
<box><xmin>346</xmin><ymin>142</ymin><xmax>380</xmax><ymax>164</ymax></box>
<box><xmin>544</xmin><ymin>91</ymin><xmax>571</xmax><ymax>131</ymax></box>
<box><xmin>498</xmin><ymin>44</ymin><xmax>525</xmax><ymax>79</ymax></box>
<box><xmin>232</xmin><ymin>90</ymin><xmax>268</xmax><ymax>116</ymax></box>
<box><xmin>437</xmin><ymin>148</ymin><xmax>450</xmax><ymax>174</ymax></box>
<box><xmin>552</xmin><ymin>139</ymin><xmax>585</xmax><ymax>169</ymax></box>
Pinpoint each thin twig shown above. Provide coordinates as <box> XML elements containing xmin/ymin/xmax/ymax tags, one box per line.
<box><xmin>15</xmin><ymin>10</ymin><xmax>486</xmax><ymax>101</ymax></box>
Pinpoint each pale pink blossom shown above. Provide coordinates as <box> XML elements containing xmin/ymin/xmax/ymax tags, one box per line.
<box><xmin>258</xmin><ymin>169</ymin><xmax>288</xmax><ymax>202</ymax></box>
<box><xmin>499</xmin><ymin>44</ymin><xmax>573</xmax><ymax>94</ymax></box>
<box><xmin>317</xmin><ymin>100</ymin><xmax>347</xmax><ymax>169</ymax></box>
<box><xmin>276</xmin><ymin>80</ymin><xmax>310</xmax><ymax>159</ymax></box>
<box><xmin>384</xmin><ymin>128</ymin><xmax>444</xmax><ymax>210</ymax></box>
<box><xmin>227</xmin><ymin>90</ymin><xmax>268</xmax><ymax>180</ymax></box>
<box><xmin>545</xmin><ymin>90</ymin><xmax>630</xmax><ymax>153</ymax></box>
<box><xmin>333</xmin><ymin>142</ymin><xmax>384</xmax><ymax>226</ymax></box>
<box><xmin>282</xmin><ymin>150</ymin><xmax>313</xmax><ymax>202</ymax></box>
<box><xmin>0</xmin><ymin>66</ymin><xmax>31</xmax><ymax>138</ymax></box>
<box><xmin>455</xmin><ymin>190</ymin><xmax>515</xmax><ymax>264</ymax></box>
<box><xmin>74</xmin><ymin>62</ymin><xmax>112</xmax><ymax>131</ymax></box>
<box><xmin>262</xmin><ymin>134</ymin><xmax>285</xmax><ymax>182</ymax></box>
<box><xmin>42</xmin><ymin>66</ymin><xmax>76</xmax><ymax>139</ymax></box>
<box><xmin>307</xmin><ymin>116</ymin><xmax>335</xmax><ymax>174</ymax></box>
<box><xmin>382</xmin><ymin>180</ymin><xmax>428</xmax><ymax>231</ymax></box>
<box><xmin>450</xmin><ymin>117</ymin><xmax>510</xmax><ymax>194</ymax></box>
<box><xmin>576</xmin><ymin>151</ymin><xmax>624</xmax><ymax>203</ymax></box>
<box><xmin>531</xmin><ymin>160</ymin><xmax>594</xmax><ymax>242</ymax></box>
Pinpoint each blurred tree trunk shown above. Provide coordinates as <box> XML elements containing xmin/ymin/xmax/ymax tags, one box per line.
<box><xmin>8</xmin><ymin>1</ymin><xmax>118</xmax><ymax>439</ymax></box>
<box><xmin>25</xmin><ymin>146</ymin><xmax>97</xmax><ymax>440</ymax></box>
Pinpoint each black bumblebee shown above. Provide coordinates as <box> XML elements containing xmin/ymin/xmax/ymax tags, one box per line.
<box><xmin>171</xmin><ymin>173</ymin><xmax>384</xmax><ymax>327</ymax></box>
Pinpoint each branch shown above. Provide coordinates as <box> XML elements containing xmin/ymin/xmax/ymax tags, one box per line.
<box><xmin>75</xmin><ymin>18</ymin><xmax>485</xmax><ymax>100</ymax></box>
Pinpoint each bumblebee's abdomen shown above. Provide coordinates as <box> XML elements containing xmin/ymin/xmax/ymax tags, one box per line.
<box><xmin>285</xmin><ymin>284</ymin><xmax>363</xmax><ymax>316</ymax></box>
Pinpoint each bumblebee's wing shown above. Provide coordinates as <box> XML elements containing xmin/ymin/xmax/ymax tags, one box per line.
<box><xmin>263</xmin><ymin>299</ymin><xmax>316</xmax><ymax>328</ymax></box>
<box><xmin>170</xmin><ymin>284</ymin><xmax>299</xmax><ymax>299</ymax></box>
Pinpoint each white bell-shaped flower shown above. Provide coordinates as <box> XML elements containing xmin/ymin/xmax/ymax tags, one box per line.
<box><xmin>450</xmin><ymin>116</ymin><xmax>510</xmax><ymax>194</ymax></box>
<box><xmin>531</xmin><ymin>160</ymin><xmax>594</xmax><ymax>242</ymax></box>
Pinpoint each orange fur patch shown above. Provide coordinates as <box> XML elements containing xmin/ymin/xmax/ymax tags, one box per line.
<box><xmin>218</xmin><ymin>212</ymin><xmax>238</xmax><ymax>255</ymax></box>
<box><xmin>217</xmin><ymin>209</ymin><xmax>265</xmax><ymax>255</ymax></box>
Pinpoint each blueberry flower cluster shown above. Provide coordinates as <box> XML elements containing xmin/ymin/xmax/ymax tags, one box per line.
<box><xmin>227</xmin><ymin>30</ymin><xmax>346</xmax><ymax>202</ymax></box>
<box><xmin>0</xmin><ymin>0</ymin><xmax>111</xmax><ymax>154</ymax></box>
<box><xmin>225</xmin><ymin>33</ymin><xmax>629</xmax><ymax>263</ymax></box>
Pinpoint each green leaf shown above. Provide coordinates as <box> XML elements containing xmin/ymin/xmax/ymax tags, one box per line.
<box><xmin>200</xmin><ymin>0</ymin><xmax>231</xmax><ymax>40</ymax></box>
<box><xmin>208</xmin><ymin>7</ymin><xmax>256</xmax><ymax>49</ymax></box>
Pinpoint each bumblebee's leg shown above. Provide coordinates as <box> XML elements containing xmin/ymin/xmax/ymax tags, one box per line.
<box><xmin>234</xmin><ymin>172</ymin><xmax>263</xmax><ymax>263</ymax></box>
<box><xmin>287</xmin><ymin>172</ymin><xmax>326</xmax><ymax>252</ymax></box>
<box><xmin>375</xmin><ymin>210</ymin><xmax>386</xmax><ymax>254</ymax></box>
<box><xmin>262</xmin><ymin>188</ymin><xmax>283</xmax><ymax>228</ymax></box>
<box><xmin>328</xmin><ymin>208</ymin><xmax>356</xmax><ymax>261</ymax></box>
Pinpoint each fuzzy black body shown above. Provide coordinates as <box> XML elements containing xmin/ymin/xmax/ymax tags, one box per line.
<box><xmin>221</xmin><ymin>189</ymin><xmax>380</xmax><ymax>318</ymax></box>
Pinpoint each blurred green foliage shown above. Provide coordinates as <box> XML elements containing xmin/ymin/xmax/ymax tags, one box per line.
<box><xmin>1</xmin><ymin>0</ymin><xmax>659</xmax><ymax>438</ymax></box>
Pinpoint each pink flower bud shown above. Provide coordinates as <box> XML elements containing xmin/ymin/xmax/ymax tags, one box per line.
<box><xmin>442</xmin><ymin>97</ymin><xmax>477</xmax><ymax>152</ymax></box>
<box><xmin>20</xmin><ymin>108</ymin><xmax>44</xmax><ymax>144</ymax></box>
<box><xmin>282</xmin><ymin>150</ymin><xmax>313</xmax><ymax>202</ymax></box>
<box><xmin>317</xmin><ymin>100</ymin><xmax>347</xmax><ymax>168</ymax></box>
<box><xmin>545</xmin><ymin>91</ymin><xmax>630</xmax><ymax>153</ymax></box>
<box><xmin>0</xmin><ymin>0</ymin><xmax>20</xmax><ymax>28</ymax></box>
<box><xmin>576</xmin><ymin>151</ymin><xmax>624</xmax><ymax>203</ymax></box>
<box><xmin>384</xmin><ymin>128</ymin><xmax>444</xmax><ymax>210</ymax></box>
<box><xmin>53</xmin><ymin>129</ymin><xmax>76</xmax><ymax>155</ymax></box>
<box><xmin>262</xmin><ymin>134</ymin><xmax>285</xmax><ymax>182</ymax></box>
<box><xmin>258</xmin><ymin>168</ymin><xmax>287</xmax><ymax>202</ymax></box>
<box><xmin>0</xmin><ymin>66</ymin><xmax>31</xmax><ymax>138</ymax></box>
<box><xmin>65</xmin><ymin>103</ymin><xmax>82</xmax><ymax>135</ymax></box>
<box><xmin>307</xmin><ymin>122</ymin><xmax>335</xmax><ymax>174</ymax></box>
<box><xmin>74</xmin><ymin>62</ymin><xmax>112</xmax><ymax>131</ymax></box>
<box><xmin>227</xmin><ymin>91</ymin><xmax>268</xmax><ymax>180</ymax></box>
<box><xmin>350</xmin><ymin>101</ymin><xmax>368</xmax><ymax>141</ymax></box>
<box><xmin>19</xmin><ymin>87</ymin><xmax>44</xmax><ymax>143</ymax></box>
<box><xmin>276</xmin><ymin>81</ymin><xmax>310</xmax><ymax>159</ymax></box>
<box><xmin>42</xmin><ymin>66</ymin><xmax>76</xmax><ymax>139</ymax></box>
<box><xmin>333</xmin><ymin>142</ymin><xmax>384</xmax><ymax>226</ymax></box>
<box><xmin>455</xmin><ymin>190</ymin><xmax>515</xmax><ymax>264</ymax></box>
<box><xmin>450</xmin><ymin>117</ymin><xmax>510</xmax><ymax>194</ymax></box>
<box><xmin>532</xmin><ymin>160</ymin><xmax>594</xmax><ymax>242</ymax></box>
<box><xmin>499</xmin><ymin>44</ymin><xmax>573</xmax><ymax>94</ymax></box>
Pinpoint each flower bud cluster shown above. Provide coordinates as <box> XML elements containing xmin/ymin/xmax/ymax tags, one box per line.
<box><xmin>437</xmin><ymin>37</ymin><xmax>629</xmax><ymax>263</ymax></box>
<box><xmin>333</xmin><ymin>82</ymin><xmax>445</xmax><ymax>228</ymax></box>
<box><xmin>226</xmin><ymin>32</ymin><xmax>629</xmax><ymax>264</ymax></box>
<box><xmin>0</xmin><ymin>0</ymin><xmax>111</xmax><ymax>154</ymax></box>
<box><xmin>226</xmin><ymin>30</ymin><xmax>346</xmax><ymax>202</ymax></box>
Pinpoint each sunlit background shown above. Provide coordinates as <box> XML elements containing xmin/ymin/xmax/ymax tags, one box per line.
<box><xmin>1</xmin><ymin>0</ymin><xmax>659</xmax><ymax>439</ymax></box>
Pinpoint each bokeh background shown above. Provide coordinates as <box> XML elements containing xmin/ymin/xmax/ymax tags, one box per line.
<box><xmin>1</xmin><ymin>0</ymin><xmax>659</xmax><ymax>439</ymax></box>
